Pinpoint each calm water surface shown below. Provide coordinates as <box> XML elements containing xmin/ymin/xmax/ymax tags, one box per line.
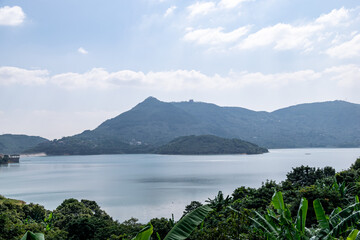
<box><xmin>0</xmin><ymin>148</ymin><xmax>359</xmax><ymax>222</ymax></box>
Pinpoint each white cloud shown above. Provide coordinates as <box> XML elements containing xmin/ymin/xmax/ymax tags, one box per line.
<box><xmin>187</xmin><ymin>2</ymin><xmax>216</xmax><ymax>17</ymax></box>
<box><xmin>0</xmin><ymin>6</ymin><xmax>25</xmax><ymax>26</ymax></box>
<box><xmin>0</xmin><ymin>67</ymin><xmax>48</xmax><ymax>85</ymax></box>
<box><xmin>236</xmin><ymin>7</ymin><xmax>355</xmax><ymax>51</ymax></box>
<box><xmin>323</xmin><ymin>64</ymin><xmax>360</xmax><ymax>87</ymax></box>
<box><xmin>218</xmin><ymin>0</ymin><xmax>252</xmax><ymax>9</ymax></box>
<box><xmin>184</xmin><ymin>26</ymin><xmax>249</xmax><ymax>45</ymax></box>
<box><xmin>46</xmin><ymin>64</ymin><xmax>360</xmax><ymax>92</ymax></box>
<box><xmin>51</xmin><ymin>68</ymin><xmax>118</xmax><ymax>89</ymax></box>
<box><xmin>1</xmin><ymin>65</ymin><xmax>359</xmax><ymax>92</ymax></box>
<box><xmin>184</xmin><ymin>6</ymin><xmax>358</xmax><ymax>54</ymax></box>
<box><xmin>164</xmin><ymin>6</ymin><xmax>177</xmax><ymax>17</ymax></box>
<box><xmin>187</xmin><ymin>0</ymin><xmax>251</xmax><ymax>17</ymax></box>
<box><xmin>315</xmin><ymin>7</ymin><xmax>350</xmax><ymax>26</ymax></box>
<box><xmin>78</xmin><ymin>47</ymin><xmax>88</xmax><ymax>54</ymax></box>
<box><xmin>238</xmin><ymin>23</ymin><xmax>321</xmax><ymax>51</ymax></box>
<box><xmin>326</xmin><ymin>34</ymin><xmax>360</xmax><ymax>59</ymax></box>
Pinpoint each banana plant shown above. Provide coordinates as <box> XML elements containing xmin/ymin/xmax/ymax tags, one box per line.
<box><xmin>132</xmin><ymin>205</ymin><xmax>213</xmax><ymax>240</ymax></box>
<box><xmin>312</xmin><ymin>196</ymin><xmax>360</xmax><ymax>239</ymax></box>
<box><xmin>248</xmin><ymin>191</ymin><xmax>309</xmax><ymax>240</ymax></box>
<box><xmin>132</xmin><ymin>223</ymin><xmax>153</xmax><ymax>240</ymax></box>
<box><xmin>331</xmin><ymin>179</ymin><xmax>355</xmax><ymax>201</ymax></box>
<box><xmin>20</xmin><ymin>231</ymin><xmax>45</xmax><ymax>240</ymax></box>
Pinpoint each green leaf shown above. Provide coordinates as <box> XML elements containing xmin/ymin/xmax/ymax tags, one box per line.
<box><xmin>272</xmin><ymin>191</ymin><xmax>285</xmax><ymax>212</ymax></box>
<box><xmin>313</xmin><ymin>199</ymin><xmax>330</xmax><ymax>231</ymax></box>
<box><xmin>132</xmin><ymin>223</ymin><xmax>153</xmax><ymax>240</ymax></box>
<box><xmin>295</xmin><ymin>197</ymin><xmax>308</xmax><ymax>234</ymax></box>
<box><xmin>347</xmin><ymin>229</ymin><xmax>360</xmax><ymax>240</ymax></box>
<box><xmin>250</xmin><ymin>211</ymin><xmax>278</xmax><ymax>236</ymax></box>
<box><xmin>20</xmin><ymin>231</ymin><xmax>45</xmax><ymax>240</ymax></box>
<box><xmin>327</xmin><ymin>211</ymin><xmax>360</xmax><ymax>238</ymax></box>
<box><xmin>163</xmin><ymin>205</ymin><xmax>212</xmax><ymax>240</ymax></box>
<box><xmin>156</xmin><ymin>232</ymin><xmax>162</xmax><ymax>240</ymax></box>
<box><xmin>330</xmin><ymin>202</ymin><xmax>360</xmax><ymax>224</ymax></box>
<box><xmin>228</xmin><ymin>206</ymin><xmax>240</xmax><ymax>214</ymax></box>
<box><xmin>329</xmin><ymin>207</ymin><xmax>342</xmax><ymax>227</ymax></box>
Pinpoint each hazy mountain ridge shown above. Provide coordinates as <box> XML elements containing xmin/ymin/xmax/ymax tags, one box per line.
<box><xmin>26</xmin><ymin>97</ymin><xmax>360</xmax><ymax>155</ymax></box>
<box><xmin>0</xmin><ymin>134</ymin><xmax>49</xmax><ymax>154</ymax></box>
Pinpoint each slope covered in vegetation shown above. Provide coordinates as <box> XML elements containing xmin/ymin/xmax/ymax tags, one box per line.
<box><xmin>26</xmin><ymin>98</ymin><xmax>360</xmax><ymax>155</ymax></box>
<box><xmin>0</xmin><ymin>134</ymin><xmax>48</xmax><ymax>154</ymax></box>
<box><xmin>155</xmin><ymin>135</ymin><xmax>268</xmax><ymax>155</ymax></box>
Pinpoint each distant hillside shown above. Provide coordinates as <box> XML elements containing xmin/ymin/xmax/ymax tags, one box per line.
<box><xmin>26</xmin><ymin>97</ymin><xmax>360</xmax><ymax>155</ymax></box>
<box><xmin>0</xmin><ymin>134</ymin><xmax>48</xmax><ymax>154</ymax></box>
<box><xmin>155</xmin><ymin>135</ymin><xmax>268</xmax><ymax>155</ymax></box>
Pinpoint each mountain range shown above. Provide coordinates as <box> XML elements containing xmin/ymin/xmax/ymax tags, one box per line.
<box><xmin>25</xmin><ymin>97</ymin><xmax>360</xmax><ymax>155</ymax></box>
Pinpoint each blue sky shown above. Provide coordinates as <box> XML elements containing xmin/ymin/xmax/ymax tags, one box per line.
<box><xmin>0</xmin><ymin>0</ymin><xmax>360</xmax><ymax>139</ymax></box>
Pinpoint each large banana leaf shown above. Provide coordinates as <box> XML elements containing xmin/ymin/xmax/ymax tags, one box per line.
<box><xmin>163</xmin><ymin>205</ymin><xmax>212</xmax><ymax>240</ymax></box>
<box><xmin>272</xmin><ymin>191</ymin><xmax>285</xmax><ymax>212</ymax></box>
<box><xmin>20</xmin><ymin>231</ymin><xmax>45</xmax><ymax>240</ymax></box>
<box><xmin>132</xmin><ymin>223</ymin><xmax>153</xmax><ymax>240</ymax></box>
<box><xmin>313</xmin><ymin>199</ymin><xmax>330</xmax><ymax>231</ymax></box>
<box><xmin>272</xmin><ymin>191</ymin><xmax>293</xmax><ymax>223</ymax></box>
<box><xmin>331</xmin><ymin>202</ymin><xmax>360</xmax><ymax>221</ymax></box>
<box><xmin>329</xmin><ymin>207</ymin><xmax>342</xmax><ymax>227</ymax></box>
<box><xmin>295</xmin><ymin>198</ymin><xmax>308</xmax><ymax>234</ymax></box>
<box><xmin>327</xmin><ymin>211</ymin><xmax>360</xmax><ymax>238</ymax></box>
<box><xmin>250</xmin><ymin>210</ymin><xmax>278</xmax><ymax>237</ymax></box>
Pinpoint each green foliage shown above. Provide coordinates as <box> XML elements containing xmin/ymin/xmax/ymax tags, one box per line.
<box><xmin>155</xmin><ymin>135</ymin><xmax>268</xmax><ymax>155</ymax></box>
<box><xmin>182</xmin><ymin>201</ymin><xmax>203</xmax><ymax>217</ymax></box>
<box><xmin>163</xmin><ymin>205</ymin><xmax>213</xmax><ymax>240</ymax></box>
<box><xmin>131</xmin><ymin>205</ymin><xmax>213</xmax><ymax>240</ymax></box>
<box><xmin>20</xmin><ymin>231</ymin><xmax>44</xmax><ymax>240</ymax></box>
<box><xmin>0</xmin><ymin>134</ymin><xmax>48</xmax><ymax>154</ymax></box>
<box><xmin>206</xmin><ymin>191</ymin><xmax>231</xmax><ymax>211</ymax></box>
<box><xmin>150</xmin><ymin>218</ymin><xmax>172</xmax><ymax>239</ymax></box>
<box><xmin>285</xmin><ymin>165</ymin><xmax>335</xmax><ymax>187</ymax></box>
<box><xmin>131</xmin><ymin>223</ymin><xmax>153</xmax><ymax>240</ymax></box>
<box><xmin>313</xmin><ymin>197</ymin><xmax>360</xmax><ymax>239</ymax></box>
<box><xmin>248</xmin><ymin>191</ymin><xmax>310</xmax><ymax>240</ymax></box>
<box><xmin>232</xmin><ymin>180</ymin><xmax>280</xmax><ymax>210</ymax></box>
<box><xmin>23</xmin><ymin>204</ymin><xmax>46</xmax><ymax>222</ymax></box>
<box><xmin>351</xmin><ymin>158</ymin><xmax>360</xmax><ymax>171</ymax></box>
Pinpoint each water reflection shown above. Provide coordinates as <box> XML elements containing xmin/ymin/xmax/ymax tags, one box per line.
<box><xmin>137</xmin><ymin>177</ymin><xmax>217</xmax><ymax>185</ymax></box>
<box><xmin>0</xmin><ymin>148</ymin><xmax>359</xmax><ymax>222</ymax></box>
<box><xmin>0</xmin><ymin>163</ymin><xmax>20</xmax><ymax>168</ymax></box>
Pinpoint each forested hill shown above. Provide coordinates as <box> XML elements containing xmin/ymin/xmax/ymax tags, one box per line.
<box><xmin>155</xmin><ymin>135</ymin><xmax>268</xmax><ymax>155</ymax></box>
<box><xmin>0</xmin><ymin>134</ymin><xmax>49</xmax><ymax>154</ymax></box>
<box><xmin>27</xmin><ymin>97</ymin><xmax>360</xmax><ymax>155</ymax></box>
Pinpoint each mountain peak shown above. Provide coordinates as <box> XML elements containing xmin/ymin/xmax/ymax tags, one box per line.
<box><xmin>143</xmin><ymin>96</ymin><xmax>160</xmax><ymax>103</ymax></box>
<box><xmin>131</xmin><ymin>97</ymin><xmax>166</xmax><ymax>110</ymax></box>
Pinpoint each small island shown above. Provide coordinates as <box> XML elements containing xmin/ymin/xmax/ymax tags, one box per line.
<box><xmin>154</xmin><ymin>135</ymin><xmax>268</xmax><ymax>155</ymax></box>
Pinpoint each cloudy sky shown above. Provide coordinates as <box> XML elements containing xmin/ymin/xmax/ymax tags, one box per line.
<box><xmin>0</xmin><ymin>0</ymin><xmax>359</xmax><ymax>139</ymax></box>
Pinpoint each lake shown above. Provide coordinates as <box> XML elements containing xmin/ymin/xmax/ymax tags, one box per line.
<box><xmin>0</xmin><ymin>148</ymin><xmax>359</xmax><ymax>222</ymax></box>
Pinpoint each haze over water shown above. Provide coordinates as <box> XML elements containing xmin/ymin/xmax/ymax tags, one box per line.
<box><xmin>1</xmin><ymin>148</ymin><xmax>359</xmax><ymax>222</ymax></box>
